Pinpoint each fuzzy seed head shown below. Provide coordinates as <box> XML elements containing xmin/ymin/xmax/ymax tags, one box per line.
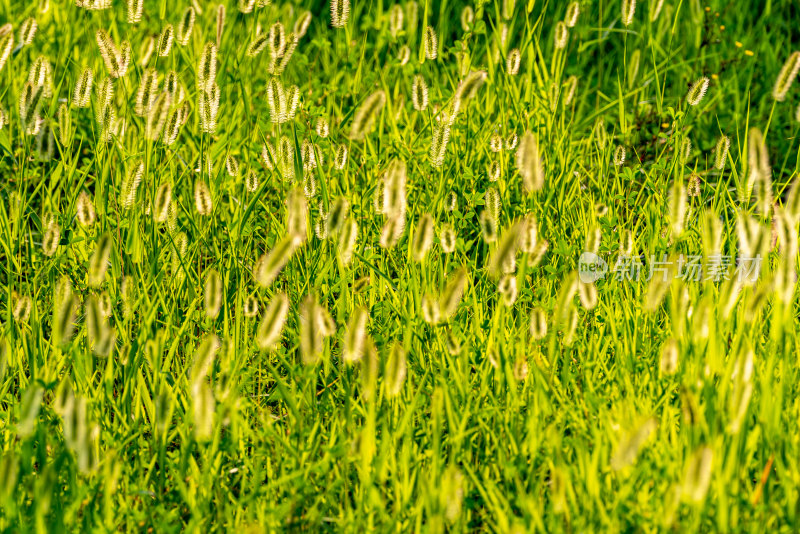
<box><xmin>411</xmin><ymin>213</ymin><xmax>435</xmax><ymax>262</ymax></box>
<box><xmin>73</xmin><ymin>68</ymin><xmax>94</xmax><ymax>108</ymax></box>
<box><xmin>350</xmin><ymin>90</ymin><xmax>386</xmax><ymax>140</ymax></box>
<box><xmin>194</xmin><ymin>181</ymin><xmax>213</xmax><ymax>216</ymax></box>
<box><xmin>254</xmin><ymin>236</ymin><xmax>300</xmax><ymax>287</ymax></box>
<box><xmin>177</xmin><ymin>7</ymin><xmax>196</xmax><ymax>46</ymax></box>
<box><xmin>343</xmin><ymin>307</ymin><xmax>369</xmax><ymax>363</ymax></box>
<box><xmin>316</xmin><ymin>117</ymin><xmax>329</xmax><ymax>138</ymax></box>
<box><xmin>331</xmin><ymin>0</ymin><xmax>350</xmax><ymax>28</ymax></box>
<box><xmin>461</xmin><ymin>6</ymin><xmax>474</xmax><ymax>31</ymax></box>
<box><xmin>429</xmin><ymin>120</ymin><xmax>452</xmax><ymax>166</ymax></box>
<box><xmin>197</xmin><ymin>42</ymin><xmax>218</xmax><ymax>90</ymax></box>
<box><xmin>294</xmin><ymin>11</ymin><xmax>312</xmax><ymax>38</ymax></box>
<box><xmin>256</xmin><ymin>293</ymin><xmax>290</xmax><ymax>350</ymax></box>
<box><xmin>517</xmin><ymin>131</ymin><xmax>544</xmax><ymax>192</ymax></box>
<box><xmin>411</xmin><ymin>75</ymin><xmax>429</xmax><ymax>111</ymax></box>
<box><xmin>621</xmin><ymin>0</ymin><xmax>636</xmax><ymax>26</ymax></box>
<box><xmin>204</xmin><ymin>269</ymin><xmax>223</xmax><ymax>318</ymax></box>
<box><xmin>19</xmin><ymin>18</ymin><xmax>37</xmax><ymax>45</ymax></box>
<box><xmin>397</xmin><ymin>45</ymin><xmax>411</xmax><ymax>65</ymax></box>
<box><xmin>76</xmin><ymin>192</ymin><xmax>96</xmax><ymax>227</ymax></box>
<box><xmin>613</xmin><ymin>145</ymin><xmax>626</xmax><ymax>166</ymax></box>
<box><xmin>439</xmin><ymin>267</ymin><xmax>467</xmax><ymax>321</ymax></box>
<box><xmin>157</xmin><ymin>25</ymin><xmax>174</xmax><ymax>57</ymax></box>
<box><xmin>439</xmin><ymin>223</ymin><xmax>456</xmax><ymax>253</ymax></box>
<box><xmin>88</xmin><ymin>233</ymin><xmax>113</xmax><ymax>287</ymax></box>
<box><xmin>506</xmin><ymin>48</ymin><xmax>521</xmax><ymax>75</ymax></box>
<box><xmin>389</xmin><ymin>5</ymin><xmax>404</xmax><ymax>36</ymax></box>
<box><xmin>565</xmin><ymin>2</ymin><xmax>580</xmax><ymax>27</ymax></box>
<box><xmin>337</xmin><ymin>217</ymin><xmax>358</xmax><ymax>264</ymax></box>
<box><xmin>714</xmin><ymin>135</ymin><xmax>730</xmax><ymax>170</ymax></box>
<box><xmin>385</xmin><ymin>343</ymin><xmax>407</xmax><ymax>397</ymax></box>
<box><xmin>335</xmin><ymin>145</ymin><xmax>348</xmax><ymax>170</ymax></box>
<box><xmin>686</xmin><ymin>77</ymin><xmax>710</xmax><ymax>106</ymax></box>
<box><xmin>42</xmin><ymin>219</ymin><xmax>60</xmax><ymax>256</ymax></box>
<box><xmin>127</xmin><ymin>0</ymin><xmax>144</xmax><ymax>23</ymax></box>
<box><xmin>554</xmin><ymin>21</ymin><xmax>568</xmax><ymax>49</ymax></box>
<box><xmin>121</xmin><ymin>161</ymin><xmax>144</xmax><ymax>210</ymax></box>
<box><xmin>153</xmin><ymin>183</ymin><xmax>172</xmax><ymax>223</ymax></box>
<box><xmin>0</xmin><ymin>32</ymin><xmax>14</xmax><ymax>73</ymax></box>
<box><xmin>424</xmin><ymin>26</ymin><xmax>438</xmax><ymax>60</ymax></box>
<box><xmin>772</xmin><ymin>51</ymin><xmax>800</xmax><ymax>101</ymax></box>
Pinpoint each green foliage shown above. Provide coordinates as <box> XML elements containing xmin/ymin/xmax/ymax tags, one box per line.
<box><xmin>0</xmin><ymin>0</ymin><xmax>799</xmax><ymax>531</ymax></box>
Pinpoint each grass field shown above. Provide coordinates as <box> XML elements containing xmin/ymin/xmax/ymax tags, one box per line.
<box><xmin>2</xmin><ymin>0</ymin><xmax>800</xmax><ymax>531</ymax></box>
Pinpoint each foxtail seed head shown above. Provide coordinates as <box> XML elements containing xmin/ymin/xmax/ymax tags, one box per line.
<box><xmin>204</xmin><ymin>269</ymin><xmax>223</xmax><ymax>318</ymax></box>
<box><xmin>216</xmin><ymin>4</ymin><xmax>226</xmax><ymax>46</ymax></box>
<box><xmin>565</xmin><ymin>2</ymin><xmax>580</xmax><ymax>27</ymax></box>
<box><xmin>337</xmin><ymin>217</ymin><xmax>358</xmax><ymax>264</ymax></box>
<box><xmin>498</xmin><ymin>274</ymin><xmax>518</xmax><ymax>306</ymax></box>
<box><xmin>412</xmin><ymin>75</ymin><xmax>429</xmax><ymax>111</ymax></box>
<box><xmin>529</xmin><ymin>308</ymin><xmax>548</xmax><ymax>339</ymax></box>
<box><xmin>343</xmin><ymin>307</ymin><xmax>369</xmax><ymax>363</ymax></box>
<box><xmin>621</xmin><ymin>0</ymin><xmax>636</xmax><ymax>26</ymax></box>
<box><xmin>254</xmin><ymin>236</ymin><xmax>300</xmax><ymax>287</ymax></box>
<box><xmin>127</xmin><ymin>0</ymin><xmax>143</xmax><ymax>23</ymax></box>
<box><xmin>429</xmin><ymin>123</ymin><xmax>451</xmax><ymax>168</ymax></box>
<box><xmin>489</xmin><ymin>222</ymin><xmax>521</xmax><ymax>277</ymax></box>
<box><xmin>335</xmin><ymin>144</ymin><xmax>348</xmax><ymax>169</ymax></box>
<box><xmin>300</xmin><ymin>296</ymin><xmax>324</xmax><ymax>364</ymax></box>
<box><xmin>650</xmin><ymin>0</ymin><xmax>665</xmax><ymax>21</ymax></box>
<box><xmin>88</xmin><ymin>233</ymin><xmax>112</xmax><ymax>287</ymax></box>
<box><xmin>19</xmin><ymin>18</ymin><xmax>37</xmax><ymax>45</ymax></box>
<box><xmin>153</xmin><ymin>183</ymin><xmax>172</xmax><ymax>223</ymax></box>
<box><xmin>121</xmin><ymin>161</ymin><xmax>144</xmax><ymax>210</ymax></box>
<box><xmin>134</xmin><ymin>68</ymin><xmax>159</xmax><ymax>116</ymax></box>
<box><xmin>682</xmin><ymin>447</ymin><xmax>713</xmax><ymax>503</ymax></box>
<box><xmin>385</xmin><ymin>343</ymin><xmax>407</xmax><ymax>397</ymax></box>
<box><xmin>256</xmin><ymin>293</ymin><xmax>290</xmax><ymax>350</ymax></box>
<box><xmin>350</xmin><ymin>90</ymin><xmax>386</xmax><ymax>140</ymax></box>
<box><xmin>73</xmin><ymin>68</ymin><xmax>94</xmax><ymax>108</ymax></box>
<box><xmin>326</xmin><ymin>197</ymin><xmax>350</xmax><ymax>235</ymax></box>
<box><xmin>517</xmin><ymin>131</ymin><xmax>544</xmax><ymax>192</ymax></box>
<box><xmin>389</xmin><ymin>5</ymin><xmax>404</xmax><ymax>36</ymax></box>
<box><xmin>439</xmin><ymin>267</ymin><xmax>467</xmax><ymax>321</ymax></box>
<box><xmin>194</xmin><ymin>180</ymin><xmax>213</xmax><ymax>216</ymax></box>
<box><xmin>714</xmin><ymin>135</ymin><xmax>730</xmax><ymax>170</ymax></box>
<box><xmin>506</xmin><ymin>48</ymin><xmax>521</xmax><ymax>75</ymax></box>
<box><xmin>490</xmin><ymin>133</ymin><xmax>502</xmax><ymax>152</ymax></box>
<box><xmin>686</xmin><ymin>77</ymin><xmax>710</xmax><ymax>106</ymax></box>
<box><xmin>461</xmin><ymin>6</ymin><xmax>474</xmax><ymax>31</ymax></box>
<box><xmin>42</xmin><ymin>219</ymin><xmax>60</xmax><ymax>256</ymax></box>
<box><xmin>158</xmin><ymin>25</ymin><xmax>174</xmax><ymax>56</ymax></box>
<box><xmin>411</xmin><ymin>214</ymin><xmax>435</xmax><ymax>262</ymax></box>
<box><xmin>772</xmin><ymin>51</ymin><xmax>800</xmax><ymax>101</ymax></box>
<box><xmin>0</xmin><ymin>32</ymin><xmax>13</xmax><ymax>73</ymax></box>
<box><xmin>286</xmin><ymin>186</ymin><xmax>308</xmax><ymax>244</ymax></box>
<box><xmin>331</xmin><ymin>0</ymin><xmax>350</xmax><ymax>28</ymax></box>
<box><xmin>439</xmin><ymin>223</ymin><xmax>456</xmax><ymax>253</ymax></box>
<box><xmin>197</xmin><ymin>42</ymin><xmax>218</xmax><ymax>90</ymax></box>
<box><xmin>519</xmin><ymin>215</ymin><xmax>538</xmax><ymax>253</ymax></box>
<box><xmin>294</xmin><ymin>11</ymin><xmax>312</xmax><ymax>38</ymax></box>
<box><xmin>554</xmin><ymin>21</ymin><xmax>568</xmax><ymax>49</ymax></box>
<box><xmin>13</xmin><ymin>295</ymin><xmax>32</xmax><ymax>324</ymax></box>
<box><xmin>424</xmin><ymin>26</ymin><xmax>438</xmax><ymax>59</ymax></box>
<box><xmin>177</xmin><ymin>7</ymin><xmax>196</xmax><ymax>46</ymax></box>
<box><xmin>76</xmin><ymin>192</ymin><xmax>96</xmax><ymax>227</ymax></box>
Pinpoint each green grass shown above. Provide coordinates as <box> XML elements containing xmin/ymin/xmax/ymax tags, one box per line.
<box><xmin>1</xmin><ymin>0</ymin><xmax>800</xmax><ymax>531</ymax></box>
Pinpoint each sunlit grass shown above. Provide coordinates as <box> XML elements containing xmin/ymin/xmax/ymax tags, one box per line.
<box><xmin>1</xmin><ymin>0</ymin><xmax>800</xmax><ymax>531</ymax></box>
